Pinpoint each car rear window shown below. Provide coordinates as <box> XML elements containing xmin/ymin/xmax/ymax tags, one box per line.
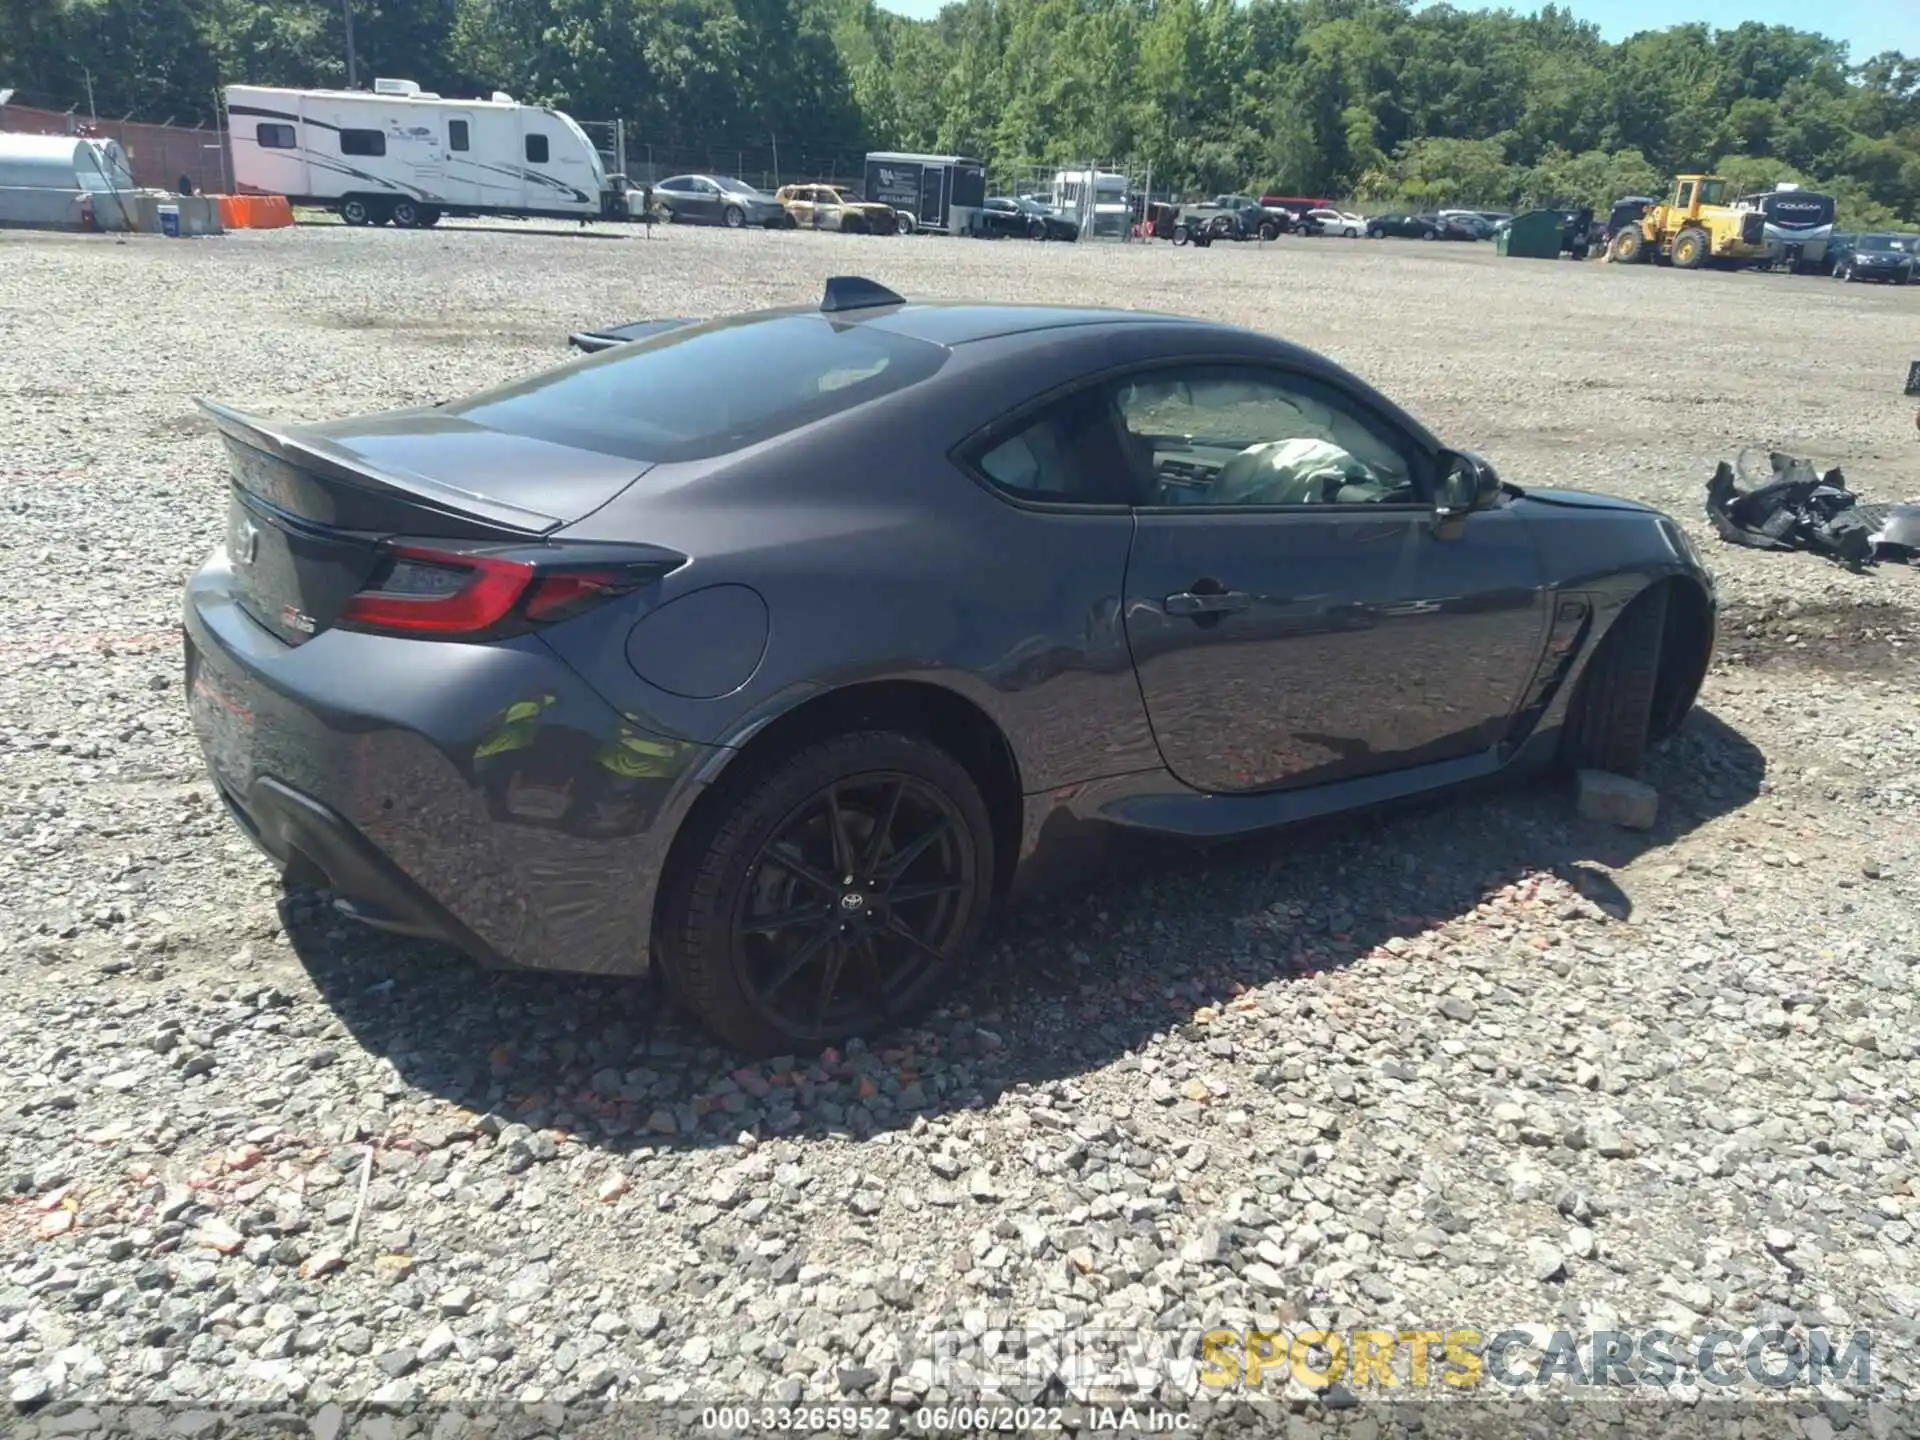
<box><xmin>442</xmin><ymin>314</ymin><xmax>947</xmax><ymax>463</ymax></box>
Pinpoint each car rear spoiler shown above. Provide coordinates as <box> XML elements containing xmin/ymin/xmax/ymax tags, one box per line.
<box><xmin>566</xmin><ymin>317</ymin><xmax>701</xmax><ymax>354</ymax></box>
<box><xmin>195</xmin><ymin>398</ymin><xmax>563</xmax><ymax>538</ymax></box>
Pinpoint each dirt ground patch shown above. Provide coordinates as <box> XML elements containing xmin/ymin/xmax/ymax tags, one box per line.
<box><xmin>1716</xmin><ymin>595</ymin><xmax>1920</xmax><ymax>674</ymax></box>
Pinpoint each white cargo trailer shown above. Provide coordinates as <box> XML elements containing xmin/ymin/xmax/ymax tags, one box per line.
<box><xmin>224</xmin><ymin>78</ymin><xmax>631</xmax><ymax>227</ymax></box>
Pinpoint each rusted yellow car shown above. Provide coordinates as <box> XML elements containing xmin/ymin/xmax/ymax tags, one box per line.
<box><xmin>774</xmin><ymin>183</ymin><xmax>911</xmax><ymax>235</ymax></box>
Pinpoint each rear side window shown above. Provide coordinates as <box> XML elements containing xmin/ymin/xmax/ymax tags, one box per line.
<box><xmin>973</xmin><ymin>389</ymin><xmax>1135</xmax><ymax>505</ymax></box>
<box><xmin>340</xmin><ymin>129</ymin><xmax>385</xmax><ymax>157</ymax></box>
<box><xmin>256</xmin><ymin>123</ymin><xmax>296</xmax><ymax>149</ymax></box>
<box><xmin>448</xmin><ymin>120</ymin><xmax>469</xmax><ymax>151</ymax></box>
<box><xmin>442</xmin><ymin>314</ymin><xmax>948</xmax><ymax>463</ymax></box>
<box><xmin>525</xmin><ymin>134</ymin><xmax>549</xmax><ymax>163</ymax></box>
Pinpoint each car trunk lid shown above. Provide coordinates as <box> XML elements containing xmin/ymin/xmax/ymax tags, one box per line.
<box><xmin>201</xmin><ymin>400</ymin><xmax>653</xmax><ymax>646</ymax></box>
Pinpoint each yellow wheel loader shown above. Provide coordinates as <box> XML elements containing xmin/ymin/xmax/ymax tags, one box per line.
<box><xmin>1607</xmin><ymin>175</ymin><xmax>1770</xmax><ymax>269</ymax></box>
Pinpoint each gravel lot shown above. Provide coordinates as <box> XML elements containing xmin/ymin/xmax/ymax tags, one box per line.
<box><xmin>3</xmin><ymin>220</ymin><xmax>1919</xmax><ymax>1429</ymax></box>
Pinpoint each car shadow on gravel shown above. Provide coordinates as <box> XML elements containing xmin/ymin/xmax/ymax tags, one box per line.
<box><xmin>279</xmin><ymin>706</ymin><xmax>1763</xmax><ymax>1153</ymax></box>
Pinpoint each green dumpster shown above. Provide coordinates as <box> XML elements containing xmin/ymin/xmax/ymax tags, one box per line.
<box><xmin>1499</xmin><ymin>209</ymin><xmax>1566</xmax><ymax>259</ymax></box>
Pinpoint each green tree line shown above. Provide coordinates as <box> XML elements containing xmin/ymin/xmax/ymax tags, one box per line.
<box><xmin>4</xmin><ymin>0</ymin><xmax>1917</xmax><ymax>224</ymax></box>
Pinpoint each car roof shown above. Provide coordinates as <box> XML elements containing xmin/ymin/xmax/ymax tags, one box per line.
<box><xmin>722</xmin><ymin>299</ymin><xmax>1198</xmax><ymax>348</ymax></box>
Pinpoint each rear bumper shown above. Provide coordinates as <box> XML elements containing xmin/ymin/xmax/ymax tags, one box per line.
<box><xmin>183</xmin><ymin>550</ymin><xmax>719</xmax><ymax>975</ymax></box>
<box><xmin>217</xmin><ymin>772</ymin><xmax>511</xmax><ymax>959</ymax></box>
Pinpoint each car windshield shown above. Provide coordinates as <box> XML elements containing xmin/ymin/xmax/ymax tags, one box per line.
<box><xmin>443</xmin><ymin>313</ymin><xmax>948</xmax><ymax>464</ymax></box>
<box><xmin>1859</xmin><ymin>235</ymin><xmax>1901</xmax><ymax>252</ymax></box>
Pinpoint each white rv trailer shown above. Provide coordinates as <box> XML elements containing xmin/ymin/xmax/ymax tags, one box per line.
<box><xmin>224</xmin><ymin>78</ymin><xmax>632</xmax><ymax>227</ymax></box>
<box><xmin>1049</xmin><ymin>168</ymin><xmax>1130</xmax><ymax>238</ymax></box>
<box><xmin>1733</xmin><ymin>182</ymin><xmax>1837</xmax><ymax>272</ymax></box>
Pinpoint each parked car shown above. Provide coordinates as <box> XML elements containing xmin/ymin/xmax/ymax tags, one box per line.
<box><xmin>1366</xmin><ymin>212</ymin><xmax>1442</xmax><ymax>240</ymax></box>
<box><xmin>1168</xmin><ymin>198</ymin><xmax>1251</xmax><ymax>242</ymax></box>
<box><xmin>1830</xmin><ymin>233</ymin><xmax>1914</xmax><ymax>284</ymax></box>
<box><xmin>1259</xmin><ymin>194</ymin><xmax>1335</xmax><ymax>222</ymax></box>
<box><xmin>774</xmin><ymin>183</ymin><xmax>909</xmax><ymax>234</ymax></box>
<box><xmin>1305</xmin><ymin>208</ymin><xmax>1365</xmax><ymax>237</ymax></box>
<box><xmin>978</xmin><ymin>195</ymin><xmax>1080</xmax><ymax>241</ymax></box>
<box><xmin>184</xmin><ymin>274</ymin><xmax>1717</xmax><ymax>1054</ymax></box>
<box><xmin>1195</xmin><ymin>195</ymin><xmax>1288</xmax><ymax>240</ymax></box>
<box><xmin>1437</xmin><ymin>211</ymin><xmax>1495</xmax><ymax>240</ymax></box>
<box><xmin>653</xmin><ymin>174</ymin><xmax>790</xmax><ymax>228</ymax></box>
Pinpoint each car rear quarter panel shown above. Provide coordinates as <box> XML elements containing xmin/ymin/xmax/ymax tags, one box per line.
<box><xmin>185</xmin><ymin>561</ymin><xmax>715</xmax><ymax>976</ymax></box>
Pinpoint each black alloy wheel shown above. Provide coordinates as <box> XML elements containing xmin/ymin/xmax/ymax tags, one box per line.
<box><xmin>659</xmin><ymin>730</ymin><xmax>994</xmax><ymax>1055</ymax></box>
<box><xmin>735</xmin><ymin>772</ymin><xmax>977</xmax><ymax>1044</ymax></box>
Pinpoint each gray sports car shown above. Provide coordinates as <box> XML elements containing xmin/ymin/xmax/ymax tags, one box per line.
<box><xmin>184</xmin><ymin>276</ymin><xmax>1716</xmax><ymax>1055</ymax></box>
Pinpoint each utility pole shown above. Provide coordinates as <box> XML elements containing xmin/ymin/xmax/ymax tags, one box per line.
<box><xmin>212</xmin><ymin>85</ymin><xmax>230</xmax><ymax>193</ymax></box>
<box><xmin>343</xmin><ymin>0</ymin><xmax>359</xmax><ymax>89</ymax></box>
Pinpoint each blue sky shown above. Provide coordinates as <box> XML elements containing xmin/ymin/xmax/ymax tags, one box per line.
<box><xmin>873</xmin><ymin>0</ymin><xmax>1918</xmax><ymax>60</ymax></box>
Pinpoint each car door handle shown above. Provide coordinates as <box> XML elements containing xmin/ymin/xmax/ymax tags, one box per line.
<box><xmin>1164</xmin><ymin>589</ymin><xmax>1252</xmax><ymax>616</ymax></box>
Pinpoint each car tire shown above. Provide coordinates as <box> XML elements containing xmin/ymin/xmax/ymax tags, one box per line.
<box><xmin>657</xmin><ymin>730</ymin><xmax>996</xmax><ymax>1056</ymax></box>
<box><xmin>722</xmin><ymin>204</ymin><xmax>745</xmax><ymax>229</ymax></box>
<box><xmin>1560</xmin><ymin>583</ymin><xmax>1669</xmax><ymax>779</ymax></box>
<box><xmin>1028</xmin><ymin>217</ymin><xmax>1047</xmax><ymax>241</ymax></box>
<box><xmin>1420</xmin><ymin>228</ymin><xmax>1437</xmax><ymax>240</ymax></box>
<box><xmin>340</xmin><ymin>198</ymin><xmax>373</xmax><ymax>227</ymax></box>
<box><xmin>415</xmin><ymin>207</ymin><xmax>441</xmax><ymax>228</ymax></box>
<box><xmin>1172</xmin><ymin>224</ymin><xmax>1190</xmax><ymax>246</ymax></box>
<box><xmin>1258</xmin><ymin>221</ymin><xmax>1279</xmax><ymax>241</ymax></box>
<box><xmin>1366</xmin><ymin>226</ymin><xmax>1382</xmax><ymax>238</ymax></box>
<box><xmin>390</xmin><ymin>199</ymin><xmax>423</xmax><ymax>228</ymax></box>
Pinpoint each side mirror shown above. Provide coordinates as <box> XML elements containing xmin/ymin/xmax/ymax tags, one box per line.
<box><xmin>1433</xmin><ymin>451</ymin><xmax>1502</xmax><ymax>535</ymax></box>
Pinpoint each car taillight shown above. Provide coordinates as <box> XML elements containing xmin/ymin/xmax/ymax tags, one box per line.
<box><xmin>339</xmin><ymin>544</ymin><xmax>644</xmax><ymax>639</ymax></box>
